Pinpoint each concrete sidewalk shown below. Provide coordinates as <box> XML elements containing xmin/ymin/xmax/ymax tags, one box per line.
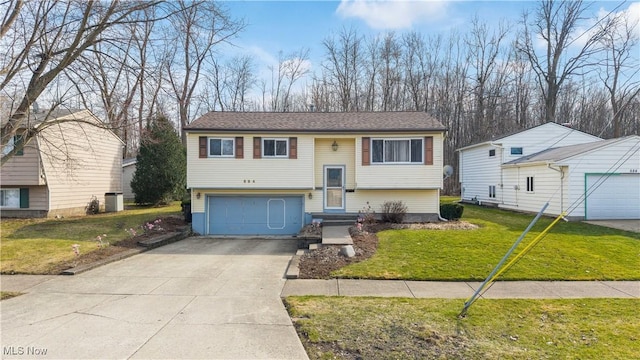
<box><xmin>282</xmin><ymin>279</ymin><xmax>640</xmax><ymax>299</ymax></box>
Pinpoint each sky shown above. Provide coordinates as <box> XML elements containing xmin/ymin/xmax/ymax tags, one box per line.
<box><xmin>221</xmin><ymin>0</ymin><xmax>640</xmax><ymax>85</ymax></box>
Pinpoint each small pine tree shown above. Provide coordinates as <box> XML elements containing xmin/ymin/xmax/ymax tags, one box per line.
<box><xmin>131</xmin><ymin>115</ymin><xmax>186</xmax><ymax>205</ymax></box>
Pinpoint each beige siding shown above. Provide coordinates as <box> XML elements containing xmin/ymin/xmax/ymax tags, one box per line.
<box><xmin>38</xmin><ymin>111</ymin><xmax>123</xmax><ymax>213</ymax></box>
<box><xmin>0</xmin><ymin>185</ymin><xmax>48</xmax><ymax>210</ymax></box>
<box><xmin>187</xmin><ymin>133</ymin><xmax>314</xmax><ymax>189</ymax></box>
<box><xmin>314</xmin><ymin>138</ymin><xmax>356</xmax><ymax>189</ymax></box>
<box><xmin>190</xmin><ymin>188</ymin><xmax>308</xmax><ymax>213</ymax></box>
<box><xmin>356</xmin><ymin>133</ymin><xmax>443</xmax><ymax>189</ymax></box>
<box><xmin>1</xmin><ymin>138</ymin><xmax>43</xmax><ymax>186</ymax></box>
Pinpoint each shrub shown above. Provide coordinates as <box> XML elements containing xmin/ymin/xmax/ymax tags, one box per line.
<box><xmin>357</xmin><ymin>202</ymin><xmax>377</xmax><ymax>225</ymax></box>
<box><xmin>440</xmin><ymin>203</ymin><xmax>464</xmax><ymax>220</ymax></box>
<box><xmin>381</xmin><ymin>200</ymin><xmax>408</xmax><ymax>223</ymax></box>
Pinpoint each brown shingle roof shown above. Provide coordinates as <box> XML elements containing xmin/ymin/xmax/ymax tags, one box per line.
<box><xmin>185</xmin><ymin>111</ymin><xmax>446</xmax><ymax>133</ymax></box>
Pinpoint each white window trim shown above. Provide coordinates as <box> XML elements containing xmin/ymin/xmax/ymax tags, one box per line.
<box><xmin>0</xmin><ymin>188</ymin><xmax>20</xmax><ymax>208</ymax></box>
<box><xmin>262</xmin><ymin>138</ymin><xmax>288</xmax><ymax>158</ymax></box>
<box><xmin>371</xmin><ymin>138</ymin><xmax>423</xmax><ymax>164</ymax></box>
<box><xmin>208</xmin><ymin>137</ymin><xmax>235</xmax><ymax>158</ymax></box>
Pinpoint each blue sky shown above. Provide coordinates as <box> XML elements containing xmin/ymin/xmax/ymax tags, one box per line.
<box><xmin>222</xmin><ymin>0</ymin><xmax>639</xmax><ymax>86</ymax></box>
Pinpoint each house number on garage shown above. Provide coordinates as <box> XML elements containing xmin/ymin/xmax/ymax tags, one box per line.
<box><xmin>630</xmin><ymin>169</ymin><xmax>638</xmax><ymax>173</ymax></box>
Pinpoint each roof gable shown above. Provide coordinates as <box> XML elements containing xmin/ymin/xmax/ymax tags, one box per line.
<box><xmin>185</xmin><ymin>111</ymin><xmax>446</xmax><ymax>133</ymax></box>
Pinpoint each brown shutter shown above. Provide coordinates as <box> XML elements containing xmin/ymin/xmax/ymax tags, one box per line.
<box><xmin>425</xmin><ymin>136</ymin><xmax>433</xmax><ymax>165</ymax></box>
<box><xmin>199</xmin><ymin>136</ymin><xmax>207</xmax><ymax>158</ymax></box>
<box><xmin>235</xmin><ymin>137</ymin><xmax>244</xmax><ymax>159</ymax></box>
<box><xmin>362</xmin><ymin>137</ymin><xmax>370</xmax><ymax>166</ymax></box>
<box><xmin>253</xmin><ymin>137</ymin><xmax>261</xmax><ymax>159</ymax></box>
<box><xmin>289</xmin><ymin>137</ymin><xmax>297</xmax><ymax>159</ymax></box>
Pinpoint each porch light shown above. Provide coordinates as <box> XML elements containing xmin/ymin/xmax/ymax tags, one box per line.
<box><xmin>332</xmin><ymin>140</ymin><xmax>338</xmax><ymax>151</ymax></box>
<box><xmin>308</xmin><ymin>192</ymin><xmax>313</xmax><ymax>199</ymax></box>
<box><xmin>196</xmin><ymin>192</ymin><xmax>201</xmax><ymax>199</ymax></box>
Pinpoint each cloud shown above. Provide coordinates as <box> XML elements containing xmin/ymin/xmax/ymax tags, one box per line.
<box><xmin>336</xmin><ymin>0</ymin><xmax>450</xmax><ymax>29</ymax></box>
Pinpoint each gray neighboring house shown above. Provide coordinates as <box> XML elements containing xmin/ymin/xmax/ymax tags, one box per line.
<box><xmin>1</xmin><ymin>109</ymin><xmax>123</xmax><ymax>218</ymax></box>
<box><xmin>122</xmin><ymin>158</ymin><xmax>137</xmax><ymax>201</ymax></box>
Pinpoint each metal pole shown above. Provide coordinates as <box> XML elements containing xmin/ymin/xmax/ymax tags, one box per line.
<box><xmin>459</xmin><ymin>202</ymin><xmax>549</xmax><ymax>317</ymax></box>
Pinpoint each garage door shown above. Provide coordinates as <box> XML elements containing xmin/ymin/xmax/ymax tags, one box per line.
<box><xmin>586</xmin><ymin>174</ymin><xmax>640</xmax><ymax>220</ymax></box>
<box><xmin>207</xmin><ymin>196</ymin><xmax>303</xmax><ymax>235</ymax></box>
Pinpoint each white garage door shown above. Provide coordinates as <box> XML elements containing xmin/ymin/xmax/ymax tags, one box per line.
<box><xmin>586</xmin><ymin>174</ymin><xmax>640</xmax><ymax>220</ymax></box>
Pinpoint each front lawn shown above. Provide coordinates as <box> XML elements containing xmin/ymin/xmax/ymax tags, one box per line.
<box><xmin>1</xmin><ymin>203</ymin><xmax>181</xmax><ymax>274</ymax></box>
<box><xmin>286</xmin><ymin>296</ymin><xmax>640</xmax><ymax>359</ymax></box>
<box><xmin>333</xmin><ymin>202</ymin><xmax>640</xmax><ymax>280</ymax></box>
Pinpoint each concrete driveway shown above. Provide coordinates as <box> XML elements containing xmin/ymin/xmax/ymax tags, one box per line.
<box><xmin>584</xmin><ymin>220</ymin><xmax>640</xmax><ymax>233</ymax></box>
<box><xmin>1</xmin><ymin>237</ymin><xmax>309</xmax><ymax>360</ymax></box>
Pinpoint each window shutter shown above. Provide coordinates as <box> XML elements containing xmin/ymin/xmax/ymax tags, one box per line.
<box><xmin>362</xmin><ymin>137</ymin><xmax>370</xmax><ymax>166</ymax></box>
<box><xmin>253</xmin><ymin>137</ymin><xmax>261</xmax><ymax>159</ymax></box>
<box><xmin>15</xmin><ymin>135</ymin><xmax>24</xmax><ymax>156</ymax></box>
<box><xmin>19</xmin><ymin>188</ymin><xmax>29</xmax><ymax>208</ymax></box>
<box><xmin>235</xmin><ymin>137</ymin><xmax>244</xmax><ymax>159</ymax></box>
<box><xmin>289</xmin><ymin>137</ymin><xmax>297</xmax><ymax>159</ymax></box>
<box><xmin>199</xmin><ymin>136</ymin><xmax>207</xmax><ymax>158</ymax></box>
<box><xmin>424</xmin><ymin>136</ymin><xmax>433</xmax><ymax>165</ymax></box>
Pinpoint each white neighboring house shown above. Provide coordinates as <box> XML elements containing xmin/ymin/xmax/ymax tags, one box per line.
<box><xmin>122</xmin><ymin>158</ymin><xmax>137</xmax><ymax>201</ymax></box>
<box><xmin>457</xmin><ymin>123</ymin><xmax>602</xmax><ymax>206</ymax></box>
<box><xmin>501</xmin><ymin>135</ymin><xmax>640</xmax><ymax>220</ymax></box>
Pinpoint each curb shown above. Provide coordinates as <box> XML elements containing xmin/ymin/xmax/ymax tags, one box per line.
<box><xmin>285</xmin><ymin>249</ymin><xmax>307</xmax><ymax>279</ymax></box>
<box><xmin>60</xmin><ymin>230</ymin><xmax>191</xmax><ymax>275</ymax></box>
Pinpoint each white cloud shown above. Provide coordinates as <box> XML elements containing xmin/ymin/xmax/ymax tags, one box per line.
<box><xmin>336</xmin><ymin>0</ymin><xmax>450</xmax><ymax>29</ymax></box>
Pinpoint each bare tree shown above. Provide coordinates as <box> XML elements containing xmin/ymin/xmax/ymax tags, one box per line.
<box><xmin>1</xmin><ymin>0</ymin><xmax>163</xmax><ymax>165</ymax></box>
<box><xmin>517</xmin><ymin>0</ymin><xmax>611</xmax><ymax>123</ymax></box>
<box><xmin>322</xmin><ymin>27</ymin><xmax>363</xmax><ymax>111</ymax></box>
<box><xmin>598</xmin><ymin>10</ymin><xmax>640</xmax><ymax>137</ymax></box>
<box><xmin>164</xmin><ymin>0</ymin><xmax>243</xmax><ymax>142</ymax></box>
<box><xmin>268</xmin><ymin>49</ymin><xmax>310</xmax><ymax>111</ymax></box>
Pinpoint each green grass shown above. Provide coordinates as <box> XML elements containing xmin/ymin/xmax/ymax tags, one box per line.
<box><xmin>286</xmin><ymin>296</ymin><xmax>640</xmax><ymax>360</ymax></box>
<box><xmin>0</xmin><ymin>291</ymin><xmax>22</xmax><ymax>300</ymax></box>
<box><xmin>334</xmin><ymin>201</ymin><xmax>640</xmax><ymax>280</ymax></box>
<box><xmin>1</xmin><ymin>203</ymin><xmax>181</xmax><ymax>274</ymax></box>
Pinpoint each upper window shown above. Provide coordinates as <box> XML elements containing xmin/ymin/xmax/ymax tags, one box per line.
<box><xmin>510</xmin><ymin>147</ymin><xmax>523</xmax><ymax>155</ymax></box>
<box><xmin>209</xmin><ymin>138</ymin><xmax>234</xmax><ymax>157</ymax></box>
<box><xmin>0</xmin><ymin>188</ymin><xmax>20</xmax><ymax>208</ymax></box>
<box><xmin>1</xmin><ymin>135</ymin><xmax>23</xmax><ymax>156</ymax></box>
<box><xmin>372</xmin><ymin>138</ymin><xmax>423</xmax><ymax>164</ymax></box>
<box><xmin>263</xmin><ymin>138</ymin><xmax>288</xmax><ymax>157</ymax></box>
<box><xmin>489</xmin><ymin>149</ymin><xmax>496</xmax><ymax>157</ymax></box>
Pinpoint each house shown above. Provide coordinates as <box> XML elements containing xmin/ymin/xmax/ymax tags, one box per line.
<box><xmin>457</xmin><ymin>122</ymin><xmax>602</xmax><ymax>206</ymax></box>
<box><xmin>500</xmin><ymin>135</ymin><xmax>640</xmax><ymax>220</ymax></box>
<box><xmin>1</xmin><ymin>109</ymin><xmax>123</xmax><ymax>217</ymax></box>
<box><xmin>122</xmin><ymin>158</ymin><xmax>137</xmax><ymax>201</ymax></box>
<box><xmin>184</xmin><ymin>112</ymin><xmax>446</xmax><ymax>235</ymax></box>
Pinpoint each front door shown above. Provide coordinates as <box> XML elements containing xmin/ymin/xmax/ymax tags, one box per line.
<box><xmin>324</xmin><ymin>166</ymin><xmax>345</xmax><ymax>211</ymax></box>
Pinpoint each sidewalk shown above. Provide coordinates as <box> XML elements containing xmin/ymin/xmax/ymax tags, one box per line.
<box><xmin>282</xmin><ymin>279</ymin><xmax>640</xmax><ymax>299</ymax></box>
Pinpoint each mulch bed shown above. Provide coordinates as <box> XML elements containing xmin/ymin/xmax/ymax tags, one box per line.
<box><xmin>49</xmin><ymin>215</ymin><xmax>188</xmax><ymax>274</ymax></box>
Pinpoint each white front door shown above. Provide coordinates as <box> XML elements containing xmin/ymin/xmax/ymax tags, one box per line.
<box><xmin>324</xmin><ymin>166</ymin><xmax>345</xmax><ymax>211</ymax></box>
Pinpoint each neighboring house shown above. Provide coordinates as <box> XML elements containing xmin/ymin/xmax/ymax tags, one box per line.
<box><xmin>122</xmin><ymin>158</ymin><xmax>137</xmax><ymax>201</ymax></box>
<box><xmin>501</xmin><ymin>135</ymin><xmax>640</xmax><ymax>220</ymax></box>
<box><xmin>457</xmin><ymin>122</ymin><xmax>602</xmax><ymax>206</ymax></box>
<box><xmin>1</xmin><ymin>109</ymin><xmax>123</xmax><ymax>217</ymax></box>
<box><xmin>185</xmin><ymin>112</ymin><xmax>446</xmax><ymax>235</ymax></box>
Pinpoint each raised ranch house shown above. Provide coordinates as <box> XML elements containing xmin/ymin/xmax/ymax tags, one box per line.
<box><xmin>457</xmin><ymin>122</ymin><xmax>601</xmax><ymax>207</ymax></box>
<box><xmin>185</xmin><ymin>112</ymin><xmax>446</xmax><ymax>235</ymax></box>
<box><xmin>1</xmin><ymin>109</ymin><xmax>123</xmax><ymax>218</ymax></box>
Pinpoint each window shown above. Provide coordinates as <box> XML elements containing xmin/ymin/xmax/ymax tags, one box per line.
<box><xmin>489</xmin><ymin>185</ymin><xmax>496</xmax><ymax>198</ymax></box>
<box><xmin>209</xmin><ymin>138</ymin><xmax>234</xmax><ymax>157</ymax></box>
<box><xmin>371</xmin><ymin>138</ymin><xmax>423</xmax><ymax>164</ymax></box>
<box><xmin>489</xmin><ymin>149</ymin><xmax>496</xmax><ymax>157</ymax></box>
<box><xmin>263</xmin><ymin>138</ymin><xmax>288</xmax><ymax>157</ymax></box>
<box><xmin>526</xmin><ymin>176</ymin><xmax>534</xmax><ymax>192</ymax></box>
<box><xmin>0</xmin><ymin>189</ymin><xmax>20</xmax><ymax>208</ymax></box>
<box><xmin>1</xmin><ymin>135</ymin><xmax>23</xmax><ymax>156</ymax></box>
<box><xmin>510</xmin><ymin>147</ymin><xmax>523</xmax><ymax>155</ymax></box>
